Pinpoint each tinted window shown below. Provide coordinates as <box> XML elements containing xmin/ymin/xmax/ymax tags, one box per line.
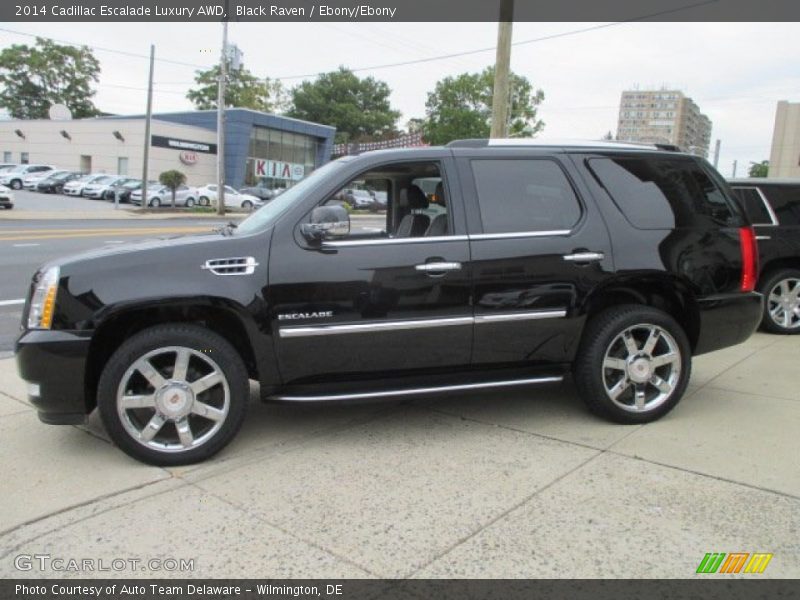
<box><xmin>731</xmin><ymin>187</ymin><xmax>773</xmax><ymax>225</ymax></box>
<box><xmin>471</xmin><ymin>159</ymin><xmax>581</xmax><ymax>233</ymax></box>
<box><xmin>760</xmin><ymin>185</ymin><xmax>800</xmax><ymax>225</ymax></box>
<box><xmin>588</xmin><ymin>157</ymin><xmax>738</xmax><ymax>229</ymax></box>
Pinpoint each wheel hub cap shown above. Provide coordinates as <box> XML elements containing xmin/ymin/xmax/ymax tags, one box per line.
<box><xmin>155</xmin><ymin>382</ymin><xmax>194</xmax><ymax>418</ymax></box>
<box><xmin>627</xmin><ymin>356</ymin><xmax>653</xmax><ymax>383</ymax></box>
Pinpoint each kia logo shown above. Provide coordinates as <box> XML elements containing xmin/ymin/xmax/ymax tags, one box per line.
<box><xmin>180</xmin><ymin>151</ymin><xmax>198</xmax><ymax>165</ymax></box>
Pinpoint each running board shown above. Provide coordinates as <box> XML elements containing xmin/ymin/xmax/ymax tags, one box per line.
<box><xmin>268</xmin><ymin>375</ymin><xmax>563</xmax><ymax>402</ymax></box>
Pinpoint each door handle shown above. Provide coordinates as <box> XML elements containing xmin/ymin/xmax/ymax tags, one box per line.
<box><xmin>563</xmin><ymin>251</ymin><xmax>604</xmax><ymax>263</ymax></box>
<box><xmin>415</xmin><ymin>261</ymin><xmax>462</xmax><ymax>272</ymax></box>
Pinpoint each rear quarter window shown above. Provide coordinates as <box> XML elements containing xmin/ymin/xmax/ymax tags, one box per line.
<box><xmin>731</xmin><ymin>187</ymin><xmax>774</xmax><ymax>225</ymax></box>
<box><xmin>759</xmin><ymin>185</ymin><xmax>800</xmax><ymax>225</ymax></box>
<box><xmin>587</xmin><ymin>156</ymin><xmax>740</xmax><ymax>229</ymax></box>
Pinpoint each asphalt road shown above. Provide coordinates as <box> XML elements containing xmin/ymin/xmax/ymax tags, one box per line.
<box><xmin>0</xmin><ymin>218</ymin><xmax>228</xmax><ymax>355</ymax></box>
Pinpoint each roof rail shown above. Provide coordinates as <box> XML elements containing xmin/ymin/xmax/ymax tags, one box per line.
<box><xmin>446</xmin><ymin>138</ymin><xmax>683</xmax><ymax>152</ymax></box>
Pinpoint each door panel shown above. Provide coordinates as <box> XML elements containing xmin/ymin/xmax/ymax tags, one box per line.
<box><xmin>456</xmin><ymin>153</ymin><xmax>614</xmax><ymax>368</ymax></box>
<box><xmin>269</xmin><ymin>237</ymin><xmax>473</xmax><ymax>384</ymax></box>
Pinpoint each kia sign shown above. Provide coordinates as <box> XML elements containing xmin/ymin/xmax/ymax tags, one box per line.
<box><xmin>179</xmin><ymin>151</ymin><xmax>198</xmax><ymax>165</ymax></box>
<box><xmin>254</xmin><ymin>159</ymin><xmax>305</xmax><ymax>181</ymax></box>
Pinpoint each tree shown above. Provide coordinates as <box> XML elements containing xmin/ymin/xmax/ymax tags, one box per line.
<box><xmin>749</xmin><ymin>160</ymin><xmax>769</xmax><ymax>178</ymax></box>
<box><xmin>187</xmin><ymin>64</ymin><xmax>286</xmax><ymax>112</ymax></box>
<box><xmin>0</xmin><ymin>38</ymin><xmax>100</xmax><ymax>119</ymax></box>
<box><xmin>287</xmin><ymin>67</ymin><xmax>401</xmax><ymax>144</ymax></box>
<box><xmin>421</xmin><ymin>66</ymin><xmax>545</xmax><ymax>146</ymax></box>
<box><xmin>158</xmin><ymin>170</ymin><xmax>187</xmax><ymax>208</ymax></box>
<box><xmin>602</xmin><ymin>131</ymin><xmax>614</xmax><ymax>140</ymax></box>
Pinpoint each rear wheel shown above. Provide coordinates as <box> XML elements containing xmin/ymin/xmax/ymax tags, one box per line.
<box><xmin>149</xmin><ymin>198</ymin><xmax>161</xmax><ymax>207</ymax></box>
<box><xmin>97</xmin><ymin>324</ymin><xmax>249</xmax><ymax>465</ymax></box>
<box><xmin>760</xmin><ymin>269</ymin><xmax>800</xmax><ymax>334</ymax></box>
<box><xmin>574</xmin><ymin>305</ymin><xmax>691</xmax><ymax>424</ymax></box>
<box><xmin>199</xmin><ymin>196</ymin><xmax>210</xmax><ymax>206</ymax></box>
<box><xmin>185</xmin><ymin>198</ymin><xmax>195</xmax><ymax>208</ymax></box>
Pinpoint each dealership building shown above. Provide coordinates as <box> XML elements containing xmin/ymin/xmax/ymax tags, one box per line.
<box><xmin>0</xmin><ymin>108</ymin><xmax>336</xmax><ymax>190</ymax></box>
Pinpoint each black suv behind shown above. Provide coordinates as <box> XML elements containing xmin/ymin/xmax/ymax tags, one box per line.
<box><xmin>16</xmin><ymin>140</ymin><xmax>762</xmax><ymax>465</ymax></box>
<box><xmin>729</xmin><ymin>178</ymin><xmax>800</xmax><ymax>334</ymax></box>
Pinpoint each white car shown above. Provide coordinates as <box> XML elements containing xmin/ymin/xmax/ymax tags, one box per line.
<box><xmin>82</xmin><ymin>175</ymin><xmax>127</xmax><ymax>199</ymax></box>
<box><xmin>130</xmin><ymin>184</ymin><xmax>198</xmax><ymax>208</ymax></box>
<box><xmin>195</xmin><ymin>184</ymin><xmax>263</xmax><ymax>211</ymax></box>
<box><xmin>0</xmin><ymin>184</ymin><xmax>13</xmax><ymax>209</ymax></box>
<box><xmin>0</xmin><ymin>165</ymin><xmax>55</xmax><ymax>190</ymax></box>
<box><xmin>63</xmin><ymin>174</ymin><xmax>106</xmax><ymax>196</ymax></box>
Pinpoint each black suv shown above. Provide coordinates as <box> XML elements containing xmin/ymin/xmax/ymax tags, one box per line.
<box><xmin>729</xmin><ymin>178</ymin><xmax>800</xmax><ymax>334</ymax></box>
<box><xmin>16</xmin><ymin>140</ymin><xmax>762</xmax><ymax>465</ymax></box>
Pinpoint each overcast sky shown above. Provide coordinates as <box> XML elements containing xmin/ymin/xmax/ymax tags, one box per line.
<box><xmin>2</xmin><ymin>21</ymin><xmax>798</xmax><ymax>177</ymax></box>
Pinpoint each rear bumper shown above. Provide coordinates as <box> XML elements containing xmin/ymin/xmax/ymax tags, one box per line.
<box><xmin>694</xmin><ymin>292</ymin><xmax>763</xmax><ymax>355</ymax></box>
<box><xmin>15</xmin><ymin>329</ymin><xmax>92</xmax><ymax>425</ymax></box>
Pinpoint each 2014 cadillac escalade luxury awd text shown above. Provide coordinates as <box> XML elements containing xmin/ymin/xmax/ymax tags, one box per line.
<box><xmin>16</xmin><ymin>140</ymin><xmax>763</xmax><ymax>465</ymax></box>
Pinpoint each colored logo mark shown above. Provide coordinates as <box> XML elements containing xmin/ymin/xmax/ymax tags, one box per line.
<box><xmin>696</xmin><ymin>552</ymin><xmax>773</xmax><ymax>574</ymax></box>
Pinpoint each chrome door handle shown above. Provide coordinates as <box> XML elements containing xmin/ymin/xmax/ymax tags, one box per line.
<box><xmin>415</xmin><ymin>261</ymin><xmax>462</xmax><ymax>272</ymax></box>
<box><xmin>563</xmin><ymin>251</ymin><xmax>604</xmax><ymax>263</ymax></box>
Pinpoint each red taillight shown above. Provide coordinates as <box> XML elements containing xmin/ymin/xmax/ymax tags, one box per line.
<box><xmin>739</xmin><ymin>226</ymin><xmax>758</xmax><ymax>292</ymax></box>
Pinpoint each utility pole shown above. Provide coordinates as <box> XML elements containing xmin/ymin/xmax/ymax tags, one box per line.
<box><xmin>140</xmin><ymin>44</ymin><xmax>155</xmax><ymax>212</ymax></box>
<box><xmin>216</xmin><ymin>18</ymin><xmax>228</xmax><ymax>216</ymax></box>
<box><xmin>732</xmin><ymin>160</ymin><xmax>738</xmax><ymax>178</ymax></box>
<box><xmin>713</xmin><ymin>139</ymin><xmax>721</xmax><ymax>169</ymax></box>
<box><xmin>490</xmin><ymin>0</ymin><xmax>514</xmax><ymax>139</ymax></box>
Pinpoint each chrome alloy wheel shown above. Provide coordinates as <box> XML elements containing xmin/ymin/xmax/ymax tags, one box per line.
<box><xmin>601</xmin><ymin>324</ymin><xmax>682</xmax><ymax>413</ymax></box>
<box><xmin>116</xmin><ymin>346</ymin><xmax>230</xmax><ymax>453</ymax></box>
<box><xmin>767</xmin><ymin>278</ymin><xmax>800</xmax><ymax>330</ymax></box>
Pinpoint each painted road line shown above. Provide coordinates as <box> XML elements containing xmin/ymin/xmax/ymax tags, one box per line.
<box><xmin>0</xmin><ymin>226</ymin><xmax>211</xmax><ymax>236</ymax></box>
<box><xmin>0</xmin><ymin>299</ymin><xmax>25</xmax><ymax>307</ymax></box>
<box><xmin>12</xmin><ymin>243</ymin><xmax>40</xmax><ymax>247</ymax></box>
<box><xmin>104</xmin><ymin>241</ymin><xmax>125</xmax><ymax>244</ymax></box>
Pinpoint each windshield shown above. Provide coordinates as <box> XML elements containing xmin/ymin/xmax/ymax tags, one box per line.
<box><xmin>236</xmin><ymin>159</ymin><xmax>350</xmax><ymax>235</ymax></box>
<box><xmin>94</xmin><ymin>176</ymin><xmax>115</xmax><ymax>184</ymax></box>
<box><xmin>123</xmin><ymin>180</ymin><xmax>141</xmax><ymax>189</ymax></box>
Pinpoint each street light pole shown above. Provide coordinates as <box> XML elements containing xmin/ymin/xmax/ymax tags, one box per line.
<box><xmin>141</xmin><ymin>44</ymin><xmax>155</xmax><ymax>212</ymax></box>
<box><xmin>490</xmin><ymin>0</ymin><xmax>514</xmax><ymax>139</ymax></box>
<box><xmin>216</xmin><ymin>19</ymin><xmax>228</xmax><ymax>216</ymax></box>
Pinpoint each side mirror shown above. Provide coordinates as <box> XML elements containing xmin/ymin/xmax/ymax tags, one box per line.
<box><xmin>301</xmin><ymin>204</ymin><xmax>350</xmax><ymax>242</ymax></box>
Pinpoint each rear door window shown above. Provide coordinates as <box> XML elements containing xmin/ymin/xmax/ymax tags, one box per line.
<box><xmin>731</xmin><ymin>187</ymin><xmax>774</xmax><ymax>225</ymax></box>
<box><xmin>471</xmin><ymin>159</ymin><xmax>582</xmax><ymax>233</ymax></box>
<box><xmin>587</xmin><ymin>157</ymin><xmax>738</xmax><ymax>229</ymax></box>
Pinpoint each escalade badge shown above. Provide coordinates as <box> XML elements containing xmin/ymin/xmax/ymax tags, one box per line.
<box><xmin>278</xmin><ymin>311</ymin><xmax>333</xmax><ymax>320</ymax></box>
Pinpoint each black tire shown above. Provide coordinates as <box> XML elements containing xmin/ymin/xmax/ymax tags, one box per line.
<box><xmin>759</xmin><ymin>269</ymin><xmax>800</xmax><ymax>334</ymax></box>
<box><xmin>149</xmin><ymin>197</ymin><xmax>161</xmax><ymax>207</ymax></box>
<box><xmin>97</xmin><ymin>324</ymin><xmax>249</xmax><ymax>466</ymax></box>
<box><xmin>241</xmin><ymin>200</ymin><xmax>253</xmax><ymax>210</ymax></box>
<box><xmin>199</xmin><ymin>196</ymin><xmax>210</xmax><ymax>206</ymax></box>
<box><xmin>10</xmin><ymin>179</ymin><xmax>22</xmax><ymax>190</ymax></box>
<box><xmin>185</xmin><ymin>198</ymin><xmax>195</xmax><ymax>208</ymax></box>
<box><xmin>574</xmin><ymin>304</ymin><xmax>691</xmax><ymax>424</ymax></box>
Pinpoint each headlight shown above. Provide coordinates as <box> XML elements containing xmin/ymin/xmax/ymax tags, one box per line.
<box><xmin>27</xmin><ymin>266</ymin><xmax>60</xmax><ymax>329</ymax></box>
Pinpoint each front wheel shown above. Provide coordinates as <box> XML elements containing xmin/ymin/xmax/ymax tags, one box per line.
<box><xmin>574</xmin><ymin>305</ymin><xmax>691</xmax><ymax>424</ymax></box>
<box><xmin>241</xmin><ymin>200</ymin><xmax>253</xmax><ymax>210</ymax></box>
<box><xmin>97</xmin><ymin>324</ymin><xmax>249</xmax><ymax>466</ymax></box>
<box><xmin>760</xmin><ymin>269</ymin><xmax>800</xmax><ymax>334</ymax></box>
<box><xmin>10</xmin><ymin>179</ymin><xmax>22</xmax><ymax>190</ymax></box>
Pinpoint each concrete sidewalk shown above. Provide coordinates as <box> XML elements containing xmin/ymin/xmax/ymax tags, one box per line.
<box><xmin>0</xmin><ymin>333</ymin><xmax>798</xmax><ymax>578</ymax></box>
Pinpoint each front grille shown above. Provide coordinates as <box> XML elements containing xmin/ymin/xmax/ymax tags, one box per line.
<box><xmin>201</xmin><ymin>257</ymin><xmax>259</xmax><ymax>276</ymax></box>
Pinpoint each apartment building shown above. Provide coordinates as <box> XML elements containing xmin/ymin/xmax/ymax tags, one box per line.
<box><xmin>768</xmin><ymin>101</ymin><xmax>800</xmax><ymax>178</ymax></box>
<box><xmin>616</xmin><ymin>89</ymin><xmax>712</xmax><ymax>157</ymax></box>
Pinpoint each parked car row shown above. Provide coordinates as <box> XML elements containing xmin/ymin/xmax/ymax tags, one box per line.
<box><xmin>0</xmin><ymin>163</ymin><xmax>267</xmax><ymax>211</ymax></box>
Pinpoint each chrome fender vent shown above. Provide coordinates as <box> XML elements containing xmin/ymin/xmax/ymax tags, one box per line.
<box><xmin>201</xmin><ymin>256</ymin><xmax>259</xmax><ymax>276</ymax></box>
